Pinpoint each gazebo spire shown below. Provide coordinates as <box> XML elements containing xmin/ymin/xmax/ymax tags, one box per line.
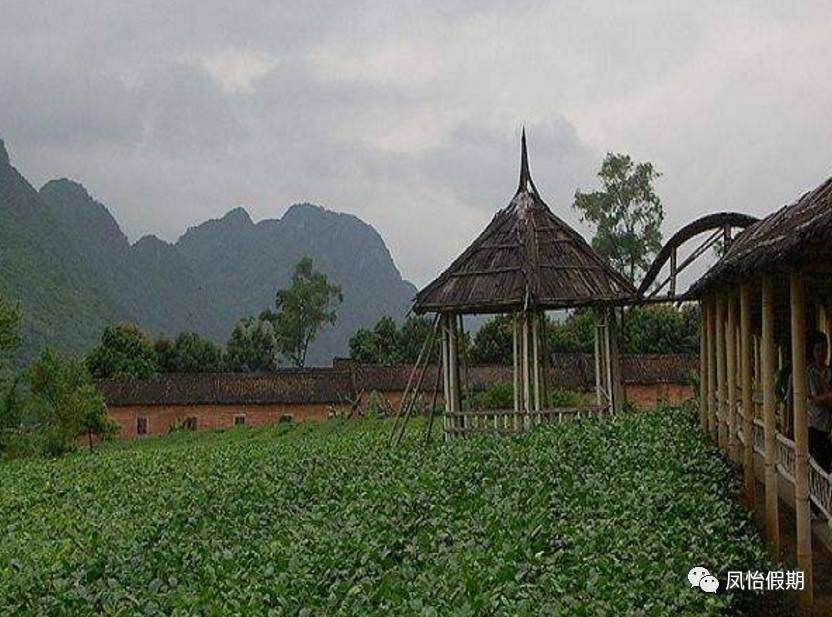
<box><xmin>517</xmin><ymin>127</ymin><xmax>537</xmax><ymax>195</ymax></box>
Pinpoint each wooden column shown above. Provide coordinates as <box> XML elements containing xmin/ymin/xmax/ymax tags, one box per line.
<box><xmin>716</xmin><ymin>294</ymin><xmax>727</xmax><ymax>450</ymax></box>
<box><xmin>521</xmin><ymin>312</ymin><xmax>530</xmax><ymax>429</ymax></box>
<box><xmin>594</xmin><ymin>314</ymin><xmax>603</xmax><ymax>407</ymax></box>
<box><xmin>608</xmin><ymin>308</ymin><xmax>624</xmax><ymax>412</ymax></box>
<box><xmin>740</xmin><ymin>283</ymin><xmax>756</xmax><ymax>507</ymax></box>
<box><xmin>761</xmin><ymin>276</ymin><xmax>780</xmax><ymax>555</ymax></box>
<box><xmin>707</xmin><ymin>297</ymin><xmax>718</xmax><ymax>440</ymax></box>
<box><xmin>441</xmin><ymin>314</ymin><xmax>451</xmax><ymax>437</ymax></box>
<box><xmin>726</xmin><ymin>294</ymin><xmax>738</xmax><ymax>460</ymax></box>
<box><xmin>532</xmin><ymin>312</ymin><xmax>541</xmax><ymax>414</ymax></box>
<box><xmin>699</xmin><ymin>299</ymin><xmax>708</xmax><ymax>431</ymax></box>
<box><xmin>513</xmin><ymin>314</ymin><xmax>519</xmax><ymax>417</ymax></box>
<box><xmin>448</xmin><ymin>312</ymin><xmax>460</xmax><ymax>433</ymax></box>
<box><xmin>790</xmin><ymin>272</ymin><xmax>813</xmax><ymax>614</ymax></box>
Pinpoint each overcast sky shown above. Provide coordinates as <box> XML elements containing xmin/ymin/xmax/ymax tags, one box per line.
<box><xmin>2</xmin><ymin>1</ymin><xmax>832</xmax><ymax>287</ymax></box>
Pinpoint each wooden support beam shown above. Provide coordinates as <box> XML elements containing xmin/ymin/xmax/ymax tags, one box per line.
<box><xmin>699</xmin><ymin>299</ymin><xmax>708</xmax><ymax>431</ymax></box>
<box><xmin>716</xmin><ymin>294</ymin><xmax>727</xmax><ymax>450</ymax></box>
<box><xmin>727</xmin><ymin>294</ymin><xmax>738</xmax><ymax>460</ymax></box>
<box><xmin>594</xmin><ymin>313</ymin><xmax>603</xmax><ymax>408</ymax></box>
<box><xmin>522</xmin><ymin>312</ymin><xmax>530</xmax><ymax>415</ymax></box>
<box><xmin>532</xmin><ymin>312</ymin><xmax>541</xmax><ymax>414</ymax></box>
<box><xmin>441</xmin><ymin>314</ymin><xmax>451</xmax><ymax>438</ymax></box>
<box><xmin>761</xmin><ymin>276</ymin><xmax>780</xmax><ymax>556</ymax></box>
<box><xmin>448</xmin><ymin>313</ymin><xmax>460</xmax><ymax>435</ymax></box>
<box><xmin>790</xmin><ymin>272</ymin><xmax>813</xmax><ymax>615</ymax></box>
<box><xmin>669</xmin><ymin>249</ymin><xmax>677</xmax><ymax>297</ymax></box>
<box><xmin>707</xmin><ymin>298</ymin><xmax>717</xmax><ymax>440</ymax></box>
<box><xmin>740</xmin><ymin>284</ymin><xmax>756</xmax><ymax>508</ymax></box>
<box><xmin>608</xmin><ymin>307</ymin><xmax>624</xmax><ymax>412</ymax></box>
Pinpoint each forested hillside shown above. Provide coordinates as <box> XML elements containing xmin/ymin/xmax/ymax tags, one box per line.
<box><xmin>0</xmin><ymin>139</ymin><xmax>416</xmax><ymax>366</ymax></box>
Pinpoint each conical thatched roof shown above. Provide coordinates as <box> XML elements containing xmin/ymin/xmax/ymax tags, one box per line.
<box><xmin>413</xmin><ymin>131</ymin><xmax>635</xmax><ymax>315</ymax></box>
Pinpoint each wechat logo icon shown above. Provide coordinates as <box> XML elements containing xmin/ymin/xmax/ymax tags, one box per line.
<box><xmin>688</xmin><ymin>566</ymin><xmax>720</xmax><ymax>593</ymax></box>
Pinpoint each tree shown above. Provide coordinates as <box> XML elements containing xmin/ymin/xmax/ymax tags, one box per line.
<box><xmin>622</xmin><ymin>304</ymin><xmax>699</xmax><ymax>354</ymax></box>
<box><xmin>269</xmin><ymin>257</ymin><xmax>343</xmax><ymax>367</ymax></box>
<box><xmin>0</xmin><ymin>293</ymin><xmax>22</xmax><ymax>358</ymax></box>
<box><xmin>349</xmin><ymin>316</ymin><xmax>439</xmax><ymax>365</ymax></box>
<box><xmin>86</xmin><ymin>323</ymin><xmax>159</xmax><ymax>379</ymax></box>
<box><xmin>398</xmin><ymin>316</ymin><xmax>434</xmax><ymax>363</ymax></box>
<box><xmin>225</xmin><ymin>317</ymin><xmax>278</xmax><ymax>372</ymax></box>
<box><xmin>27</xmin><ymin>349</ymin><xmax>116</xmax><ymax>454</ymax></box>
<box><xmin>573</xmin><ymin>153</ymin><xmax>664</xmax><ymax>285</ymax></box>
<box><xmin>156</xmin><ymin>332</ymin><xmax>222</xmax><ymax>373</ymax></box>
<box><xmin>469</xmin><ymin>315</ymin><xmax>514</xmax><ymax>364</ymax></box>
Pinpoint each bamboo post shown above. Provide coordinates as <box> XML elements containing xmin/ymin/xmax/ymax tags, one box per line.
<box><xmin>707</xmin><ymin>298</ymin><xmax>718</xmax><ymax>440</ymax></box>
<box><xmin>753</xmin><ymin>334</ymin><xmax>761</xmax><ymax>418</ymax></box>
<box><xmin>441</xmin><ymin>314</ymin><xmax>451</xmax><ymax>438</ymax></box>
<box><xmin>761</xmin><ymin>276</ymin><xmax>780</xmax><ymax>555</ymax></box>
<box><xmin>539</xmin><ymin>311</ymin><xmax>550</xmax><ymax>410</ymax></box>
<box><xmin>522</xmin><ymin>312</ymin><xmax>531</xmax><ymax>429</ymax></box>
<box><xmin>740</xmin><ymin>283</ymin><xmax>756</xmax><ymax>507</ymax></box>
<box><xmin>449</xmin><ymin>313</ymin><xmax>460</xmax><ymax>430</ymax></box>
<box><xmin>790</xmin><ymin>272</ymin><xmax>813</xmax><ymax>614</ymax></box>
<box><xmin>716</xmin><ymin>294</ymin><xmax>727</xmax><ymax>450</ymax></box>
<box><xmin>513</xmin><ymin>314</ymin><xmax>520</xmax><ymax>431</ymax></box>
<box><xmin>727</xmin><ymin>294</ymin><xmax>738</xmax><ymax>461</ymax></box>
<box><xmin>532</xmin><ymin>311</ymin><xmax>541</xmax><ymax>415</ymax></box>
<box><xmin>699</xmin><ymin>300</ymin><xmax>708</xmax><ymax>431</ymax></box>
<box><xmin>595</xmin><ymin>314</ymin><xmax>603</xmax><ymax>407</ymax></box>
<box><xmin>608</xmin><ymin>308</ymin><xmax>624</xmax><ymax>412</ymax></box>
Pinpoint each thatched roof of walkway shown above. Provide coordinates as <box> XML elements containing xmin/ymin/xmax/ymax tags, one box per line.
<box><xmin>689</xmin><ymin>175</ymin><xmax>832</xmax><ymax>297</ymax></box>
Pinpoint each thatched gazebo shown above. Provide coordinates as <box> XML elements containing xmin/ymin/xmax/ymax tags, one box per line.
<box><xmin>392</xmin><ymin>131</ymin><xmax>635</xmax><ymax>441</ymax></box>
<box><xmin>688</xmin><ymin>175</ymin><xmax>832</xmax><ymax>615</ymax></box>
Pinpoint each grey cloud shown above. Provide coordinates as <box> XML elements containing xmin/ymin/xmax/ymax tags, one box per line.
<box><xmin>2</xmin><ymin>1</ymin><xmax>832</xmax><ymax>289</ymax></box>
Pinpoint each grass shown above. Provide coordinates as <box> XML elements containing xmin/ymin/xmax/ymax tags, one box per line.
<box><xmin>0</xmin><ymin>406</ymin><xmax>780</xmax><ymax>615</ymax></box>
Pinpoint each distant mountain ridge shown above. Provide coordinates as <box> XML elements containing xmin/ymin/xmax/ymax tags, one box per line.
<box><xmin>0</xmin><ymin>139</ymin><xmax>417</xmax><ymax>366</ymax></box>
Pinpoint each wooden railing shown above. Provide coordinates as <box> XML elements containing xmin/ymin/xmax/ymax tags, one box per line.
<box><xmin>444</xmin><ymin>406</ymin><xmax>609</xmax><ymax>436</ymax></box>
<box><xmin>727</xmin><ymin>407</ymin><xmax>832</xmax><ymax>525</ymax></box>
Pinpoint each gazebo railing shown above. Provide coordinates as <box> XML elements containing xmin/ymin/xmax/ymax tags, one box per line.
<box><xmin>444</xmin><ymin>405</ymin><xmax>608</xmax><ymax>436</ymax></box>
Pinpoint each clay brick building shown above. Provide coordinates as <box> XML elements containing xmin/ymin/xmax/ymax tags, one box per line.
<box><xmin>98</xmin><ymin>354</ymin><xmax>697</xmax><ymax>439</ymax></box>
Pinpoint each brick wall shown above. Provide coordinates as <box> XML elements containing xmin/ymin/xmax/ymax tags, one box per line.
<box><xmin>108</xmin><ymin>402</ymin><xmax>344</xmax><ymax>439</ymax></box>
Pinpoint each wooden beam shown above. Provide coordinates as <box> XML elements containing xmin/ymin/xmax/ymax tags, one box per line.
<box><xmin>699</xmin><ymin>299</ymin><xmax>708</xmax><ymax>431</ymax></box>
<box><xmin>707</xmin><ymin>298</ymin><xmax>717</xmax><ymax>440</ymax></box>
<box><xmin>522</xmin><ymin>312</ymin><xmax>531</xmax><ymax>428</ymax></box>
<box><xmin>761</xmin><ymin>276</ymin><xmax>780</xmax><ymax>556</ymax></box>
<box><xmin>740</xmin><ymin>284</ymin><xmax>756</xmax><ymax>508</ymax></box>
<box><xmin>608</xmin><ymin>308</ymin><xmax>624</xmax><ymax>412</ymax></box>
<box><xmin>727</xmin><ymin>294</ymin><xmax>738</xmax><ymax>460</ymax></box>
<box><xmin>532</xmin><ymin>312</ymin><xmax>541</xmax><ymax>414</ymax></box>
<box><xmin>441</xmin><ymin>314</ymin><xmax>451</xmax><ymax>438</ymax></box>
<box><xmin>716</xmin><ymin>294</ymin><xmax>727</xmax><ymax>450</ymax></box>
<box><xmin>790</xmin><ymin>272</ymin><xmax>813</xmax><ymax>615</ymax></box>
<box><xmin>669</xmin><ymin>248</ymin><xmax>677</xmax><ymax>297</ymax></box>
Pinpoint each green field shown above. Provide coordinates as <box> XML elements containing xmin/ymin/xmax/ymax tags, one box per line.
<box><xmin>0</xmin><ymin>407</ymin><xmax>777</xmax><ymax>616</ymax></box>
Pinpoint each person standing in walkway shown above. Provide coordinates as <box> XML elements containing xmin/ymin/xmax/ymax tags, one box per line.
<box><xmin>806</xmin><ymin>331</ymin><xmax>832</xmax><ymax>471</ymax></box>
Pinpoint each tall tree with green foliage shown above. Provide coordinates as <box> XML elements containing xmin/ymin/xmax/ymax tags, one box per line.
<box><xmin>268</xmin><ymin>257</ymin><xmax>343</xmax><ymax>367</ymax></box>
<box><xmin>469</xmin><ymin>315</ymin><xmax>514</xmax><ymax>364</ymax></box>
<box><xmin>225</xmin><ymin>317</ymin><xmax>278</xmax><ymax>372</ymax></box>
<box><xmin>27</xmin><ymin>349</ymin><xmax>115</xmax><ymax>454</ymax></box>
<box><xmin>349</xmin><ymin>316</ymin><xmax>447</xmax><ymax>365</ymax></box>
<box><xmin>573</xmin><ymin>153</ymin><xmax>664</xmax><ymax>285</ymax></box>
<box><xmin>156</xmin><ymin>332</ymin><xmax>223</xmax><ymax>373</ymax></box>
<box><xmin>86</xmin><ymin>323</ymin><xmax>159</xmax><ymax>379</ymax></box>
